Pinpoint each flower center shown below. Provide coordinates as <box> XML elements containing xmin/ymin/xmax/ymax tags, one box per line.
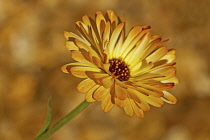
<box><xmin>109</xmin><ymin>58</ymin><xmax>130</xmax><ymax>81</ymax></box>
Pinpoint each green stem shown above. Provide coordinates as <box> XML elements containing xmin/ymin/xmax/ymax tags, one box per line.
<box><xmin>35</xmin><ymin>100</ymin><xmax>91</xmax><ymax>140</ymax></box>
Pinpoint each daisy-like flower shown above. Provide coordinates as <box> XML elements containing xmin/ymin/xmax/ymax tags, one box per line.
<box><xmin>62</xmin><ymin>10</ymin><xmax>178</xmax><ymax>118</ymax></box>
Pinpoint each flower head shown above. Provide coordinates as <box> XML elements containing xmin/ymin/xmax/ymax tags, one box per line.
<box><xmin>62</xmin><ymin>10</ymin><xmax>178</xmax><ymax>118</ymax></box>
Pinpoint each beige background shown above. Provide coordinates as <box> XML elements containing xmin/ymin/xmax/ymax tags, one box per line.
<box><xmin>1</xmin><ymin>0</ymin><xmax>210</xmax><ymax>140</ymax></box>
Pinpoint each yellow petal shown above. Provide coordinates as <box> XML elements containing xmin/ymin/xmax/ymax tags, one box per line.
<box><xmin>106</xmin><ymin>10</ymin><xmax>119</xmax><ymax>25</ymax></box>
<box><xmin>71</xmin><ymin>51</ymin><xmax>89</xmax><ymax>63</ymax></box>
<box><xmin>150</xmin><ymin>66</ymin><xmax>176</xmax><ymax>80</ymax></box>
<box><xmin>92</xmin><ymin>73</ymin><xmax>110</xmax><ymax>85</ymax></box>
<box><xmin>101</xmin><ymin>76</ymin><xmax>114</xmax><ymax>88</ymax></box>
<box><xmin>61</xmin><ymin>62</ymin><xmax>93</xmax><ymax>74</ymax></box>
<box><xmin>66</xmin><ymin>41</ymin><xmax>78</xmax><ymax>51</ymax></box>
<box><xmin>128</xmin><ymin>89</ymin><xmax>150</xmax><ymax>111</ymax></box>
<box><xmin>75</xmin><ymin>39</ymin><xmax>99</xmax><ymax>58</ymax></box>
<box><xmin>115</xmin><ymin>84</ymin><xmax>127</xmax><ymax>100</ymax></box>
<box><xmin>129</xmin><ymin>98</ymin><xmax>144</xmax><ymax>118</ymax></box>
<box><xmin>77</xmin><ymin>78</ymin><xmax>96</xmax><ymax>93</ymax></box>
<box><xmin>126</xmin><ymin>32</ymin><xmax>151</xmax><ymax>64</ymax></box>
<box><xmin>160</xmin><ymin>49</ymin><xmax>176</xmax><ymax>63</ymax></box>
<box><xmin>101</xmin><ymin>94</ymin><xmax>114</xmax><ymax>112</ymax></box>
<box><xmin>96</xmin><ymin>11</ymin><xmax>106</xmax><ymax>37</ymax></box>
<box><xmin>85</xmin><ymin>84</ymin><xmax>100</xmax><ymax>102</ymax></box>
<box><xmin>161</xmin><ymin>91</ymin><xmax>177</xmax><ymax>104</ymax></box>
<box><xmin>102</xmin><ymin>22</ymin><xmax>111</xmax><ymax>47</ymax></box>
<box><xmin>151</xmin><ymin>82</ymin><xmax>175</xmax><ymax>91</ymax></box>
<box><xmin>70</xmin><ymin>66</ymin><xmax>101</xmax><ymax>78</ymax></box>
<box><xmin>145</xmin><ymin>95</ymin><xmax>164</xmax><ymax>107</ymax></box>
<box><xmin>108</xmin><ymin>23</ymin><xmax>125</xmax><ymax>58</ymax></box>
<box><xmin>123</xmin><ymin>98</ymin><xmax>134</xmax><ymax>117</ymax></box>
<box><xmin>92</xmin><ymin>56</ymin><xmax>102</xmax><ymax>68</ymax></box>
<box><xmin>115</xmin><ymin>98</ymin><xmax>124</xmax><ymax>108</ymax></box>
<box><xmin>146</xmin><ymin>47</ymin><xmax>168</xmax><ymax>63</ymax></box>
<box><xmin>162</xmin><ymin>76</ymin><xmax>179</xmax><ymax>85</ymax></box>
<box><xmin>135</xmin><ymin>85</ymin><xmax>163</xmax><ymax>97</ymax></box>
<box><xmin>93</xmin><ymin>86</ymin><xmax>109</xmax><ymax>101</ymax></box>
<box><xmin>120</xmin><ymin>26</ymin><xmax>143</xmax><ymax>57</ymax></box>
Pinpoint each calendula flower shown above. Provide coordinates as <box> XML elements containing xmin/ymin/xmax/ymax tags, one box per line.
<box><xmin>62</xmin><ymin>10</ymin><xmax>178</xmax><ymax>118</ymax></box>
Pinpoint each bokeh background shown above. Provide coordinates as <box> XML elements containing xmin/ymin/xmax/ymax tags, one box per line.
<box><xmin>1</xmin><ymin>0</ymin><xmax>210</xmax><ymax>140</ymax></box>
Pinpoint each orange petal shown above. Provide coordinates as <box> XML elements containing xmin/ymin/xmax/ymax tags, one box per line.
<box><xmin>101</xmin><ymin>94</ymin><xmax>114</xmax><ymax>112</ymax></box>
<box><xmin>85</xmin><ymin>84</ymin><xmax>100</xmax><ymax>102</ymax></box>
<box><xmin>77</xmin><ymin>78</ymin><xmax>96</xmax><ymax>93</ymax></box>
<box><xmin>93</xmin><ymin>86</ymin><xmax>109</xmax><ymax>101</ymax></box>
<box><xmin>161</xmin><ymin>91</ymin><xmax>177</xmax><ymax>104</ymax></box>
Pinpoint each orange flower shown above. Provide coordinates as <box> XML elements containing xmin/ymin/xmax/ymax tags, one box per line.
<box><xmin>62</xmin><ymin>10</ymin><xmax>178</xmax><ymax>118</ymax></box>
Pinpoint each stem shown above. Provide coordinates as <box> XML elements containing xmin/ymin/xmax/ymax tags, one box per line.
<box><xmin>35</xmin><ymin>100</ymin><xmax>90</xmax><ymax>140</ymax></box>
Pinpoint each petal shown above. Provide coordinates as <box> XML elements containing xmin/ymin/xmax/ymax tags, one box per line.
<box><xmin>129</xmin><ymin>98</ymin><xmax>144</xmax><ymax>118</ymax></box>
<box><xmin>115</xmin><ymin>98</ymin><xmax>124</xmax><ymax>108</ymax></box>
<box><xmin>66</xmin><ymin>41</ymin><xmax>78</xmax><ymax>51</ymax></box>
<box><xmin>106</xmin><ymin>10</ymin><xmax>119</xmax><ymax>26</ymax></box>
<box><xmin>115</xmin><ymin>84</ymin><xmax>127</xmax><ymax>100</ymax></box>
<box><xmin>102</xmin><ymin>22</ymin><xmax>111</xmax><ymax>47</ymax></box>
<box><xmin>70</xmin><ymin>51</ymin><xmax>89</xmax><ymax>63</ymax></box>
<box><xmin>77</xmin><ymin>78</ymin><xmax>96</xmax><ymax>93</ymax></box>
<box><xmin>70</xmin><ymin>66</ymin><xmax>101</xmax><ymax>78</ymax></box>
<box><xmin>101</xmin><ymin>76</ymin><xmax>114</xmax><ymax>88</ymax></box>
<box><xmin>145</xmin><ymin>95</ymin><xmax>164</xmax><ymax>107</ymax></box>
<box><xmin>150</xmin><ymin>66</ymin><xmax>176</xmax><ymax>80</ymax></box>
<box><xmin>96</xmin><ymin>11</ymin><xmax>106</xmax><ymax>37</ymax></box>
<box><xmin>127</xmin><ymin>88</ymin><xmax>150</xmax><ymax>111</ymax></box>
<box><xmin>101</xmin><ymin>94</ymin><xmax>114</xmax><ymax>112</ymax></box>
<box><xmin>75</xmin><ymin>39</ymin><xmax>99</xmax><ymax>58</ymax></box>
<box><xmin>61</xmin><ymin>63</ymin><xmax>91</xmax><ymax>74</ymax></box>
<box><xmin>126</xmin><ymin>32</ymin><xmax>151</xmax><ymax>64</ymax></box>
<box><xmin>146</xmin><ymin>47</ymin><xmax>168</xmax><ymax>63</ymax></box>
<box><xmin>162</xmin><ymin>76</ymin><xmax>179</xmax><ymax>85</ymax></box>
<box><xmin>120</xmin><ymin>26</ymin><xmax>144</xmax><ymax>57</ymax></box>
<box><xmin>160</xmin><ymin>49</ymin><xmax>176</xmax><ymax>63</ymax></box>
<box><xmin>93</xmin><ymin>86</ymin><xmax>109</xmax><ymax>101</ymax></box>
<box><xmin>85</xmin><ymin>84</ymin><xmax>100</xmax><ymax>102</ymax></box>
<box><xmin>108</xmin><ymin>23</ymin><xmax>125</xmax><ymax>58</ymax></box>
<box><xmin>161</xmin><ymin>91</ymin><xmax>177</xmax><ymax>104</ymax></box>
<box><xmin>123</xmin><ymin>98</ymin><xmax>134</xmax><ymax>117</ymax></box>
<box><xmin>150</xmin><ymin>82</ymin><xmax>175</xmax><ymax>91</ymax></box>
<box><xmin>92</xmin><ymin>73</ymin><xmax>110</xmax><ymax>85</ymax></box>
<box><xmin>135</xmin><ymin>85</ymin><xmax>164</xmax><ymax>97</ymax></box>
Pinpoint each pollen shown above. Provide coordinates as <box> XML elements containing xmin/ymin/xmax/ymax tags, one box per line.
<box><xmin>109</xmin><ymin>58</ymin><xmax>130</xmax><ymax>81</ymax></box>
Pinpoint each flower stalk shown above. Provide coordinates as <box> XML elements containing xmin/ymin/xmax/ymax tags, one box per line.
<box><xmin>35</xmin><ymin>100</ymin><xmax>90</xmax><ymax>140</ymax></box>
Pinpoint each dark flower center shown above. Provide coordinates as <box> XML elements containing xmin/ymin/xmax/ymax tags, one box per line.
<box><xmin>109</xmin><ymin>58</ymin><xmax>130</xmax><ymax>81</ymax></box>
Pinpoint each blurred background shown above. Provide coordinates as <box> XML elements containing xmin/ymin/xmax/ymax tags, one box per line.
<box><xmin>1</xmin><ymin>0</ymin><xmax>210</xmax><ymax>140</ymax></box>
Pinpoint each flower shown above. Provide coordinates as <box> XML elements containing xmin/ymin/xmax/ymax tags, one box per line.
<box><xmin>62</xmin><ymin>10</ymin><xmax>178</xmax><ymax>118</ymax></box>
